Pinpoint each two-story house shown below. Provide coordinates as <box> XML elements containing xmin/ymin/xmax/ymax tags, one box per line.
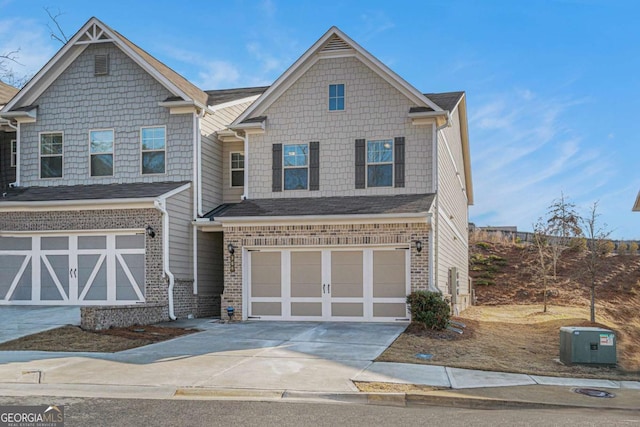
<box><xmin>0</xmin><ymin>17</ymin><xmax>472</xmax><ymax>328</ymax></box>
<box><xmin>196</xmin><ymin>27</ymin><xmax>473</xmax><ymax>321</ymax></box>
<box><xmin>0</xmin><ymin>17</ymin><xmax>267</xmax><ymax>328</ymax></box>
<box><xmin>0</xmin><ymin>81</ymin><xmax>19</xmax><ymax>190</ymax></box>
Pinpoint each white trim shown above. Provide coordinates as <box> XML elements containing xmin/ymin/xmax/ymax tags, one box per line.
<box><xmin>4</xmin><ymin>18</ymin><xmax>206</xmax><ymax>112</ymax></box>
<box><xmin>366</xmin><ymin>139</ymin><xmax>394</xmax><ymax>188</ymax></box>
<box><xmin>1</xmin><ymin>229</ymin><xmax>145</xmax><ymax>237</ymax></box>
<box><xmin>328</xmin><ymin>82</ymin><xmax>346</xmax><ymax>112</ymax></box>
<box><xmin>140</xmin><ymin>125</ymin><xmax>167</xmax><ymax>176</ymax></box>
<box><xmin>229</xmin><ymin>151</ymin><xmax>245</xmax><ymax>188</ymax></box>
<box><xmin>438</xmin><ymin>128</ymin><xmax>468</xmax><ymax>202</ymax></box>
<box><xmin>283</xmin><ymin>143</ymin><xmax>309</xmax><ymax>191</ymax></box>
<box><xmin>38</xmin><ymin>131</ymin><xmax>64</xmax><ymax>180</ymax></box>
<box><xmin>216</xmin><ymin>212</ymin><xmax>431</xmax><ymax>226</ymax></box>
<box><xmin>0</xmin><ymin>183</ymin><xmax>190</xmax><ymax>212</ymax></box>
<box><xmin>88</xmin><ymin>128</ymin><xmax>115</xmax><ymax>178</ymax></box>
<box><xmin>439</xmin><ymin>206</ymin><xmax>467</xmax><ymax>243</ymax></box>
<box><xmin>0</xmin><ymin>232</ymin><xmax>146</xmax><ymax>305</ymax></box>
<box><xmin>233</xmin><ymin>26</ymin><xmax>441</xmax><ymax>126</ymax></box>
<box><xmin>0</xmin><ymin>199</ymin><xmax>156</xmax><ymax>212</ymax></box>
<box><xmin>245</xmin><ymin>245</ymin><xmax>410</xmax><ymax>322</ymax></box>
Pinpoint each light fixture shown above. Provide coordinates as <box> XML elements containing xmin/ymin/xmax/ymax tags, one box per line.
<box><xmin>145</xmin><ymin>225</ymin><xmax>156</xmax><ymax>238</ymax></box>
<box><xmin>415</xmin><ymin>241</ymin><xmax>423</xmax><ymax>253</ymax></box>
<box><xmin>227</xmin><ymin>243</ymin><xmax>235</xmax><ymax>254</ymax></box>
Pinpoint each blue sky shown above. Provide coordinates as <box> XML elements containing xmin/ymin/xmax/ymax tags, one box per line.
<box><xmin>1</xmin><ymin>0</ymin><xmax>638</xmax><ymax>239</ymax></box>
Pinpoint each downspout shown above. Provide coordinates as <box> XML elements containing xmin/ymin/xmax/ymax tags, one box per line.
<box><xmin>427</xmin><ymin>212</ymin><xmax>438</xmax><ymax>293</ymax></box>
<box><xmin>233</xmin><ymin>131</ymin><xmax>249</xmax><ymax>200</ymax></box>
<box><xmin>8</xmin><ymin>121</ymin><xmax>18</xmax><ymax>187</ymax></box>
<box><xmin>154</xmin><ymin>198</ymin><xmax>176</xmax><ymax>320</ymax></box>
<box><xmin>193</xmin><ymin>109</ymin><xmax>205</xmax><ymax>296</ymax></box>
<box><xmin>431</xmin><ymin>112</ymin><xmax>451</xmax><ymax>295</ymax></box>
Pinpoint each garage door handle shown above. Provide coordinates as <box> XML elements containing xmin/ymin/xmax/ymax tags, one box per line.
<box><xmin>69</xmin><ymin>268</ymin><xmax>77</xmax><ymax>278</ymax></box>
<box><xmin>323</xmin><ymin>284</ymin><xmax>326</xmax><ymax>294</ymax></box>
<box><xmin>328</xmin><ymin>284</ymin><xmax>330</xmax><ymax>294</ymax></box>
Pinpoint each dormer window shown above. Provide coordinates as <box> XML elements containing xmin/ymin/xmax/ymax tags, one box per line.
<box><xmin>94</xmin><ymin>54</ymin><xmax>109</xmax><ymax>76</ymax></box>
<box><xmin>329</xmin><ymin>84</ymin><xmax>344</xmax><ymax>111</ymax></box>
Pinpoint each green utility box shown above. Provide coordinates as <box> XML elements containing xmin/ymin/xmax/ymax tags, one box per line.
<box><xmin>559</xmin><ymin>326</ymin><xmax>617</xmax><ymax>366</ymax></box>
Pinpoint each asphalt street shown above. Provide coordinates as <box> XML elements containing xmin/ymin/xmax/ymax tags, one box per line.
<box><xmin>0</xmin><ymin>396</ymin><xmax>638</xmax><ymax>427</ymax></box>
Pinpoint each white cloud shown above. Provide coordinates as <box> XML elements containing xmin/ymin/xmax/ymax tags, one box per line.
<box><xmin>0</xmin><ymin>18</ymin><xmax>57</xmax><ymax>84</ymax></box>
<box><xmin>160</xmin><ymin>45</ymin><xmax>241</xmax><ymax>89</ymax></box>
<box><xmin>469</xmin><ymin>88</ymin><xmax>611</xmax><ymax>232</ymax></box>
<box><xmin>358</xmin><ymin>10</ymin><xmax>395</xmax><ymax>41</ymax></box>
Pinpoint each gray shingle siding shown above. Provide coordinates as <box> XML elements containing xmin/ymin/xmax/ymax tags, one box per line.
<box><xmin>19</xmin><ymin>43</ymin><xmax>194</xmax><ymax>187</ymax></box>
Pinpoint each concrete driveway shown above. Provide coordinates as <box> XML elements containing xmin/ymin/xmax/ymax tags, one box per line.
<box><xmin>0</xmin><ymin>306</ymin><xmax>80</xmax><ymax>344</ymax></box>
<box><xmin>0</xmin><ymin>320</ymin><xmax>407</xmax><ymax>392</ymax></box>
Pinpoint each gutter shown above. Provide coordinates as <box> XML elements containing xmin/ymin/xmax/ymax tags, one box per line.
<box><xmin>214</xmin><ymin>212</ymin><xmax>431</xmax><ymax>225</ymax></box>
<box><xmin>154</xmin><ymin>198</ymin><xmax>176</xmax><ymax>320</ymax></box>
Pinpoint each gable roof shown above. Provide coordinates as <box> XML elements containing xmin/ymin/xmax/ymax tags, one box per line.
<box><xmin>634</xmin><ymin>191</ymin><xmax>640</xmax><ymax>211</ymax></box>
<box><xmin>0</xmin><ymin>82</ymin><xmax>18</xmax><ymax>106</ymax></box>
<box><xmin>2</xmin><ymin>17</ymin><xmax>209</xmax><ymax>113</ymax></box>
<box><xmin>206</xmin><ymin>86</ymin><xmax>269</xmax><ymax>107</ymax></box>
<box><xmin>232</xmin><ymin>26</ymin><xmax>443</xmax><ymax>126</ymax></box>
<box><xmin>206</xmin><ymin>193</ymin><xmax>435</xmax><ymax>219</ymax></box>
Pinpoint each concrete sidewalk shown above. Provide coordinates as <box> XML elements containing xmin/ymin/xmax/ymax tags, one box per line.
<box><xmin>0</xmin><ymin>319</ymin><xmax>637</xmax><ymax>410</ymax></box>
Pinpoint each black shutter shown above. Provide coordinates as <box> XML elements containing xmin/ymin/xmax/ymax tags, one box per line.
<box><xmin>309</xmin><ymin>141</ymin><xmax>320</xmax><ymax>191</ymax></box>
<box><xmin>355</xmin><ymin>139</ymin><xmax>366</xmax><ymax>189</ymax></box>
<box><xmin>272</xmin><ymin>143</ymin><xmax>282</xmax><ymax>192</ymax></box>
<box><xmin>394</xmin><ymin>136</ymin><xmax>405</xmax><ymax>188</ymax></box>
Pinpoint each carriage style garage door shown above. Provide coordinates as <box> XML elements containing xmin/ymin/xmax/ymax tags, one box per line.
<box><xmin>0</xmin><ymin>233</ymin><xmax>145</xmax><ymax>305</ymax></box>
<box><xmin>248</xmin><ymin>247</ymin><xmax>410</xmax><ymax>321</ymax></box>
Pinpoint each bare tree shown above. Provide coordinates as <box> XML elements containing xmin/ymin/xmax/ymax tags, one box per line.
<box><xmin>531</xmin><ymin>219</ymin><xmax>553</xmax><ymax>313</ymax></box>
<box><xmin>45</xmin><ymin>7</ymin><xmax>70</xmax><ymax>45</ymax></box>
<box><xmin>582</xmin><ymin>201</ymin><xmax>612</xmax><ymax>323</ymax></box>
<box><xmin>546</xmin><ymin>192</ymin><xmax>582</xmax><ymax>280</ymax></box>
<box><xmin>0</xmin><ymin>50</ymin><xmax>29</xmax><ymax>88</ymax></box>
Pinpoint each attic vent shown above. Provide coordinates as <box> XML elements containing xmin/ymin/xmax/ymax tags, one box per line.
<box><xmin>94</xmin><ymin>54</ymin><xmax>109</xmax><ymax>76</ymax></box>
<box><xmin>322</xmin><ymin>35</ymin><xmax>351</xmax><ymax>52</ymax></box>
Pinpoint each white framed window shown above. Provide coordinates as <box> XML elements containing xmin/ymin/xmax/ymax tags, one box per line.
<box><xmin>39</xmin><ymin>132</ymin><xmax>63</xmax><ymax>179</ymax></box>
<box><xmin>283</xmin><ymin>144</ymin><xmax>308</xmax><ymax>190</ymax></box>
<box><xmin>367</xmin><ymin>139</ymin><xmax>393</xmax><ymax>187</ymax></box>
<box><xmin>141</xmin><ymin>126</ymin><xmax>166</xmax><ymax>175</ymax></box>
<box><xmin>230</xmin><ymin>152</ymin><xmax>244</xmax><ymax>187</ymax></box>
<box><xmin>10</xmin><ymin>139</ymin><xmax>16</xmax><ymax>167</ymax></box>
<box><xmin>90</xmin><ymin>129</ymin><xmax>114</xmax><ymax>177</ymax></box>
<box><xmin>329</xmin><ymin>83</ymin><xmax>345</xmax><ymax>111</ymax></box>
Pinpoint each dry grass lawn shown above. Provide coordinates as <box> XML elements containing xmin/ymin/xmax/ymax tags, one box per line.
<box><xmin>378</xmin><ymin>305</ymin><xmax>640</xmax><ymax>381</ymax></box>
<box><xmin>0</xmin><ymin>325</ymin><xmax>197</xmax><ymax>353</ymax></box>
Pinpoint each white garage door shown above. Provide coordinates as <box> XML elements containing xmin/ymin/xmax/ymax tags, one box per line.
<box><xmin>248</xmin><ymin>247</ymin><xmax>410</xmax><ymax>321</ymax></box>
<box><xmin>0</xmin><ymin>233</ymin><xmax>145</xmax><ymax>305</ymax></box>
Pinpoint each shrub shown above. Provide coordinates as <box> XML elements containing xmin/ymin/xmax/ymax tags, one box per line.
<box><xmin>475</xmin><ymin>241</ymin><xmax>491</xmax><ymax>250</ymax></box>
<box><xmin>569</xmin><ymin>237</ymin><xmax>587</xmax><ymax>252</ymax></box>
<box><xmin>630</xmin><ymin>241</ymin><xmax>639</xmax><ymax>254</ymax></box>
<box><xmin>406</xmin><ymin>291</ymin><xmax>450</xmax><ymax>330</ymax></box>
<box><xmin>599</xmin><ymin>240</ymin><xmax>615</xmax><ymax>255</ymax></box>
<box><xmin>617</xmin><ymin>242</ymin><xmax>628</xmax><ymax>254</ymax></box>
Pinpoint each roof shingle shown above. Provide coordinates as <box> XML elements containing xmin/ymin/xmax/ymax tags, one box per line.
<box><xmin>0</xmin><ymin>181</ymin><xmax>190</xmax><ymax>203</ymax></box>
<box><xmin>206</xmin><ymin>193</ymin><xmax>435</xmax><ymax>219</ymax></box>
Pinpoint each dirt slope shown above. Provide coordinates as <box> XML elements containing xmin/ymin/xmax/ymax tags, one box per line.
<box><xmin>469</xmin><ymin>240</ymin><xmax>640</xmax><ymax>371</ymax></box>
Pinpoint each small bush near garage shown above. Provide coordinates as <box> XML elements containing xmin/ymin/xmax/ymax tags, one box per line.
<box><xmin>406</xmin><ymin>291</ymin><xmax>450</xmax><ymax>330</ymax></box>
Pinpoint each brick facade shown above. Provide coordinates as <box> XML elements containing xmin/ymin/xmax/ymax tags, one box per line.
<box><xmin>221</xmin><ymin>221</ymin><xmax>431</xmax><ymax>320</ymax></box>
<box><xmin>0</xmin><ymin>208</ymin><xmax>172</xmax><ymax>326</ymax></box>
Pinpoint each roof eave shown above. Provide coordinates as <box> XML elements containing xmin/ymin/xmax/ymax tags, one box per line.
<box><xmin>633</xmin><ymin>191</ymin><xmax>640</xmax><ymax>211</ymax></box>
<box><xmin>214</xmin><ymin>212</ymin><xmax>432</xmax><ymax>226</ymax></box>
